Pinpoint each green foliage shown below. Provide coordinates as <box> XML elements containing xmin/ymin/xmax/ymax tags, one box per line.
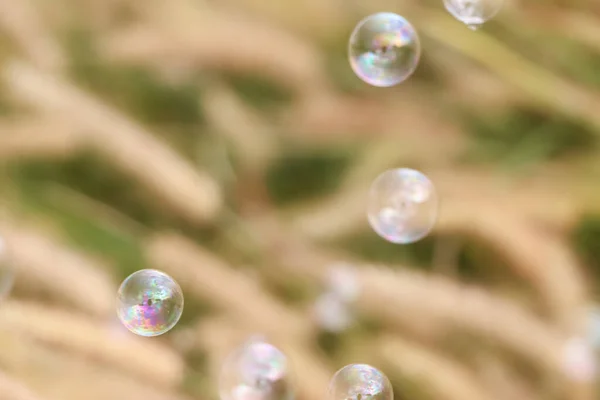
<box><xmin>316</xmin><ymin>330</ymin><xmax>343</xmax><ymax>357</ymax></box>
<box><xmin>222</xmin><ymin>72</ymin><xmax>294</xmax><ymax>109</ymax></box>
<box><xmin>465</xmin><ymin>107</ymin><xmax>596</xmax><ymax>167</ymax></box>
<box><xmin>331</xmin><ymin>230</ymin><xmax>435</xmax><ymax>267</ymax></box>
<box><xmin>12</xmin><ymin>153</ymin><xmax>168</xmax><ymax>227</ymax></box>
<box><xmin>572</xmin><ymin>214</ymin><xmax>600</xmax><ymax>291</ymax></box>
<box><xmin>266</xmin><ymin>149</ymin><xmax>352</xmax><ymax>205</ymax></box>
<box><xmin>322</xmin><ymin>38</ymin><xmax>367</xmax><ymax>94</ymax></box>
<box><xmin>10</xmin><ymin>163</ymin><xmax>147</xmax><ymax>278</ymax></box>
<box><xmin>64</xmin><ymin>28</ymin><xmax>204</xmax><ymax>159</ymax></box>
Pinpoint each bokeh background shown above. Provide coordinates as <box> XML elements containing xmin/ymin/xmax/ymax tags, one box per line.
<box><xmin>0</xmin><ymin>0</ymin><xmax>600</xmax><ymax>399</ymax></box>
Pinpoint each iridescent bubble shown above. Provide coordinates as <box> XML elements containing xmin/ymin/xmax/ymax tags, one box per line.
<box><xmin>367</xmin><ymin>168</ymin><xmax>438</xmax><ymax>244</ymax></box>
<box><xmin>443</xmin><ymin>0</ymin><xmax>504</xmax><ymax>30</ymax></box>
<box><xmin>116</xmin><ymin>269</ymin><xmax>184</xmax><ymax>337</ymax></box>
<box><xmin>328</xmin><ymin>364</ymin><xmax>393</xmax><ymax>400</ymax></box>
<box><xmin>348</xmin><ymin>13</ymin><xmax>420</xmax><ymax>87</ymax></box>
<box><xmin>0</xmin><ymin>237</ymin><xmax>14</xmax><ymax>300</ymax></box>
<box><xmin>220</xmin><ymin>338</ymin><xmax>294</xmax><ymax>400</ymax></box>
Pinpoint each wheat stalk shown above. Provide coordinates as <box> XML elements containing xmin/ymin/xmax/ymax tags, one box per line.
<box><xmin>0</xmin><ymin>0</ymin><xmax>63</xmax><ymax>71</ymax></box>
<box><xmin>146</xmin><ymin>233</ymin><xmax>312</xmax><ymax>341</ymax></box>
<box><xmin>418</xmin><ymin>9</ymin><xmax>600</xmax><ymax>134</ymax></box>
<box><xmin>0</xmin><ymin>300</ymin><xmax>185</xmax><ymax>388</ymax></box>
<box><xmin>379</xmin><ymin>335</ymin><xmax>499</xmax><ymax>400</ymax></box>
<box><xmin>100</xmin><ymin>0</ymin><xmax>329</xmax><ymax>95</ymax></box>
<box><xmin>1</xmin><ymin>220</ymin><xmax>116</xmax><ymax>317</ymax></box>
<box><xmin>0</xmin><ymin>370</ymin><xmax>47</xmax><ymax>400</ymax></box>
<box><xmin>471</xmin><ymin>352</ymin><xmax>542</xmax><ymax>400</ymax></box>
<box><xmin>3</xmin><ymin>61</ymin><xmax>222</xmax><ymax>225</ymax></box>
<box><xmin>0</xmin><ymin>117</ymin><xmax>83</xmax><ymax>162</ymax></box>
<box><xmin>201</xmin><ymin>83</ymin><xmax>277</xmax><ymax>172</ymax></box>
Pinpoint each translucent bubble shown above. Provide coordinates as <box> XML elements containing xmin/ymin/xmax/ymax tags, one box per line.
<box><xmin>328</xmin><ymin>364</ymin><xmax>393</xmax><ymax>400</ymax></box>
<box><xmin>367</xmin><ymin>168</ymin><xmax>437</xmax><ymax>244</ymax></box>
<box><xmin>562</xmin><ymin>337</ymin><xmax>597</xmax><ymax>382</ymax></box>
<box><xmin>348</xmin><ymin>13</ymin><xmax>420</xmax><ymax>87</ymax></box>
<box><xmin>116</xmin><ymin>269</ymin><xmax>184</xmax><ymax>337</ymax></box>
<box><xmin>326</xmin><ymin>263</ymin><xmax>360</xmax><ymax>303</ymax></box>
<box><xmin>443</xmin><ymin>0</ymin><xmax>504</xmax><ymax>30</ymax></box>
<box><xmin>314</xmin><ymin>292</ymin><xmax>354</xmax><ymax>333</ymax></box>
<box><xmin>220</xmin><ymin>338</ymin><xmax>294</xmax><ymax>400</ymax></box>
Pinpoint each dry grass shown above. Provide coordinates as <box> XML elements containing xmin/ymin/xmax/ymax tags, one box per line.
<box><xmin>0</xmin><ymin>0</ymin><xmax>598</xmax><ymax>399</ymax></box>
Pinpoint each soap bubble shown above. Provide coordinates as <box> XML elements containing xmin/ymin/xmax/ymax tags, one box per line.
<box><xmin>367</xmin><ymin>168</ymin><xmax>438</xmax><ymax>244</ymax></box>
<box><xmin>348</xmin><ymin>12</ymin><xmax>420</xmax><ymax>87</ymax></box>
<box><xmin>0</xmin><ymin>237</ymin><xmax>14</xmax><ymax>300</ymax></box>
<box><xmin>326</xmin><ymin>263</ymin><xmax>360</xmax><ymax>303</ymax></box>
<box><xmin>116</xmin><ymin>269</ymin><xmax>184</xmax><ymax>337</ymax></box>
<box><xmin>562</xmin><ymin>337</ymin><xmax>597</xmax><ymax>382</ymax></box>
<box><xmin>328</xmin><ymin>364</ymin><xmax>393</xmax><ymax>400</ymax></box>
<box><xmin>443</xmin><ymin>0</ymin><xmax>504</xmax><ymax>30</ymax></box>
<box><xmin>314</xmin><ymin>292</ymin><xmax>354</xmax><ymax>333</ymax></box>
<box><xmin>220</xmin><ymin>338</ymin><xmax>294</xmax><ymax>400</ymax></box>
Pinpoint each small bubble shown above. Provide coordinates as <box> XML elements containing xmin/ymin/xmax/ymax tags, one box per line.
<box><xmin>326</xmin><ymin>264</ymin><xmax>360</xmax><ymax>303</ymax></box>
<box><xmin>443</xmin><ymin>0</ymin><xmax>503</xmax><ymax>29</ymax></box>
<box><xmin>367</xmin><ymin>168</ymin><xmax>438</xmax><ymax>244</ymax></box>
<box><xmin>314</xmin><ymin>292</ymin><xmax>354</xmax><ymax>333</ymax></box>
<box><xmin>220</xmin><ymin>338</ymin><xmax>294</xmax><ymax>400</ymax></box>
<box><xmin>116</xmin><ymin>269</ymin><xmax>184</xmax><ymax>337</ymax></box>
<box><xmin>328</xmin><ymin>364</ymin><xmax>393</xmax><ymax>400</ymax></box>
<box><xmin>348</xmin><ymin>13</ymin><xmax>421</xmax><ymax>87</ymax></box>
<box><xmin>562</xmin><ymin>337</ymin><xmax>597</xmax><ymax>382</ymax></box>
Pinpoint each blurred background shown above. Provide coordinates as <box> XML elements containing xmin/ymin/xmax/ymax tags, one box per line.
<box><xmin>0</xmin><ymin>0</ymin><xmax>600</xmax><ymax>399</ymax></box>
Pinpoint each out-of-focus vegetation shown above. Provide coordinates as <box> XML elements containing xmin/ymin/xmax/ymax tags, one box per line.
<box><xmin>0</xmin><ymin>0</ymin><xmax>599</xmax><ymax>400</ymax></box>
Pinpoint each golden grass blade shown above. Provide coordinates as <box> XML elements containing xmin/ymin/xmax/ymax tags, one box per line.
<box><xmin>418</xmin><ymin>10</ymin><xmax>600</xmax><ymax>134</ymax></box>
<box><xmin>202</xmin><ymin>83</ymin><xmax>276</xmax><ymax>172</ymax></box>
<box><xmin>248</xmin><ymin>219</ymin><xmax>571</xmax><ymax>375</ymax></box>
<box><xmin>360</xmin><ymin>267</ymin><xmax>564</xmax><ymax>373</ymax></box>
<box><xmin>472</xmin><ymin>353</ymin><xmax>542</xmax><ymax>400</ymax></box>
<box><xmin>1</xmin><ymin>221</ymin><xmax>116</xmax><ymax>317</ymax></box>
<box><xmin>0</xmin><ymin>328</ymin><xmax>193</xmax><ymax>400</ymax></box>
<box><xmin>0</xmin><ymin>370</ymin><xmax>47</xmax><ymax>400</ymax></box>
<box><xmin>101</xmin><ymin>0</ymin><xmax>329</xmax><ymax>94</ymax></box>
<box><xmin>146</xmin><ymin>233</ymin><xmax>312</xmax><ymax>340</ymax></box>
<box><xmin>0</xmin><ymin>118</ymin><xmax>83</xmax><ymax>162</ymax></box>
<box><xmin>0</xmin><ymin>0</ymin><xmax>64</xmax><ymax>71</ymax></box>
<box><xmin>0</xmin><ymin>300</ymin><xmax>185</xmax><ymax>388</ymax></box>
<box><xmin>379</xmin><ymin>335</ymin><xmax>499</xmax><ymax>400</ymax></box>
<box><xmin>3</xmin><ymin>61</ymin><xmax>222</xmax><ymax>225</ymax></box>
<box><xmin>517</xmin><ymin>5</ymin><xmax>600</xmax><ymax>54</ymax></box>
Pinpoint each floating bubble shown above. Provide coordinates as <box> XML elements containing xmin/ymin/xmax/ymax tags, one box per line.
<box><xmin>116</xmin><ymin>269</ymin><xmax>184</xmax><ymax>337</ymax></box>
<box><xmin>367</xmin><ymin>168</ymin><xmax>438</xmax><ymax>244</ymax></box>
<box><xmin>348</xmin><ymin>13</ymin><xmax>420</xmax><ymax>87</ymax></box>
<box><xmin>328</xmin><ymin>364</ymin><xmax>393</xmax><ymax>400</ymax></box>
<box><xmin>443</xmin><ymin>0</ymin><xmax>504</xmax><ymax>30</ymax></box>
<box><xmin>562</xmin><ymin>337</ymin><xmax>597</xmax><ymax>382</ymax></box>
<box><xmin>220</xmin><ymin>338</ymin><xmax>294</xmax><ymax>400</ymax></box>
<box><xmin>0</xmin><ymin>237</ymin><xmax>14</xmax><ymax>300</ymax></box>
<box><xmin>326</xmin><ymin>263</ymin><xmax>360</xmax><ymax>303</ymax></box>
<box><xmin>314</xmin><ymin>292</ymin><xmax>354</xmax><ymax>333</ymax></box>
